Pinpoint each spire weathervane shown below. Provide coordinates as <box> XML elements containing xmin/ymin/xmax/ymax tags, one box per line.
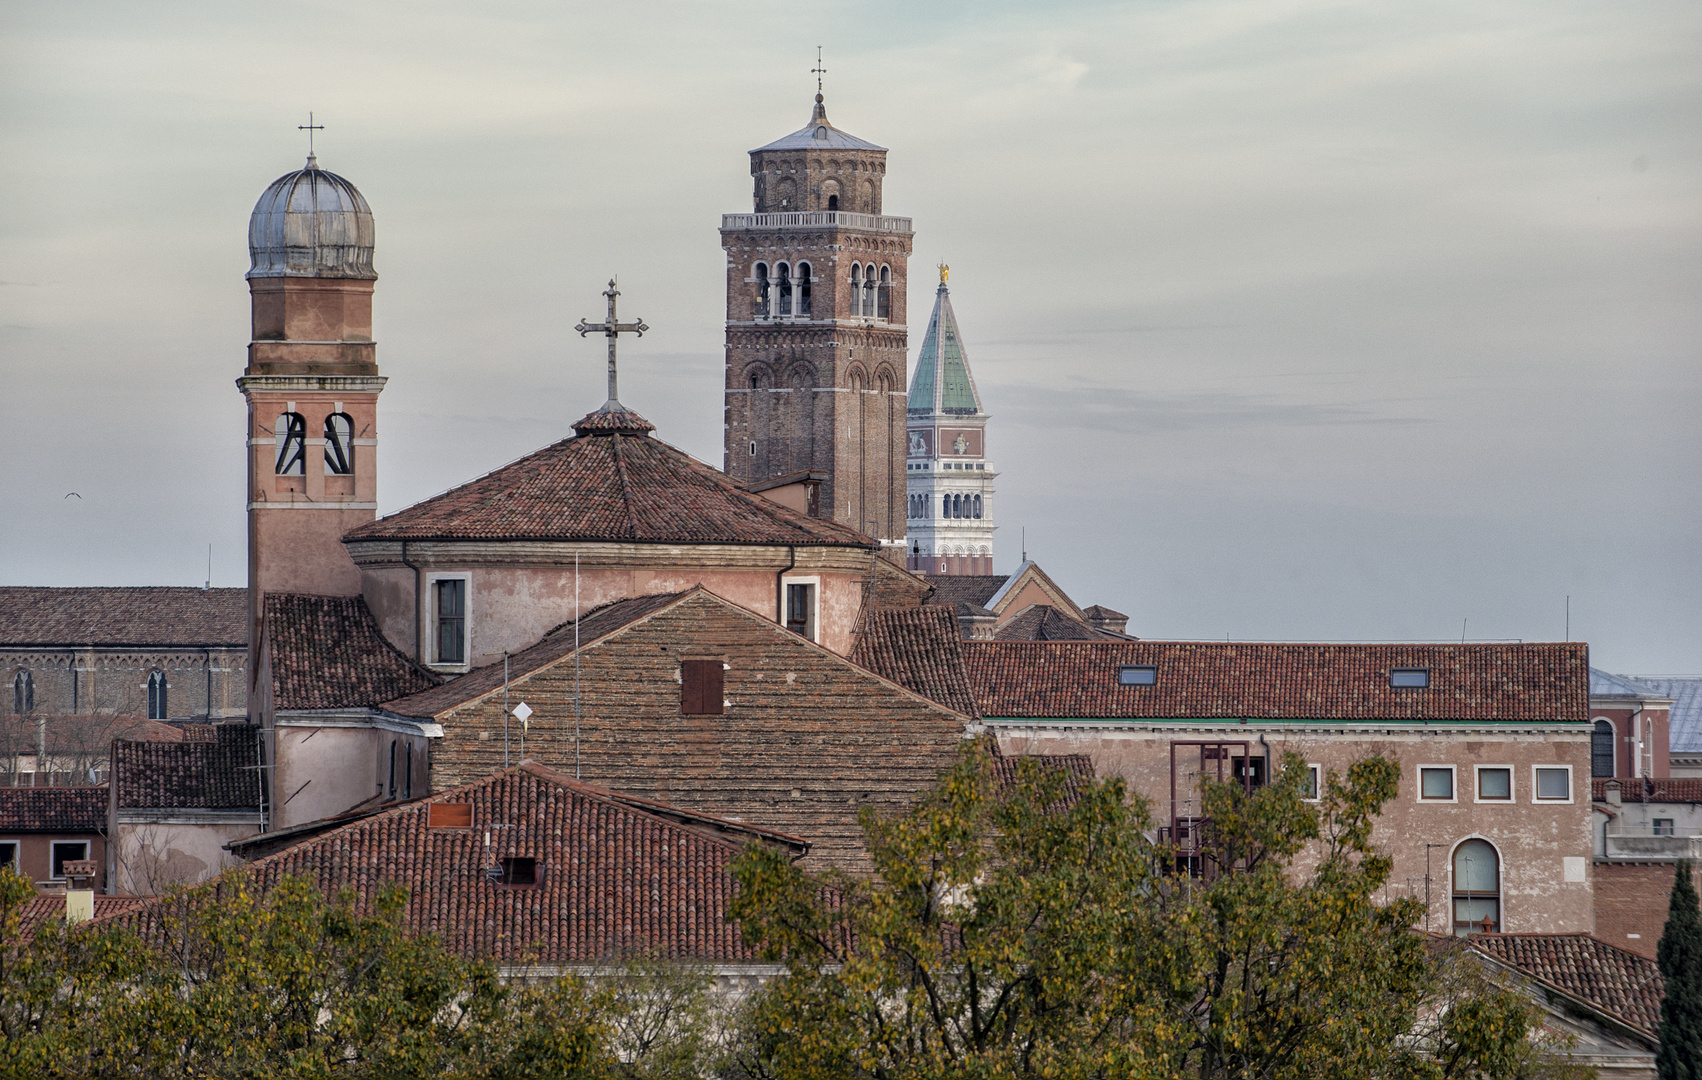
<box><xmin>938</xmin><ymin>263</ymin><xmax>949</xmax><ymax>284</ymax></box>
<box><xmin>812</xmin><ymin>47</ymin><xmax>827</xmax><ymax>96</ymax></box>
<box><xmin>298</xmin><ymin>112</ymin><xmax>324</xmax><ymax>163</ymax></box>
<box><xmin>574</xmin><ymin>280</ymin><xmax>648</xmax><ymax>408</ymax></box>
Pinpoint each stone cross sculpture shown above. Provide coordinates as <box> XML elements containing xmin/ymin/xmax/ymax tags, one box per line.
<box><xmin>574</xmin><ymin>279</ymin><xmax>648</xmax><ymax>408</ymax></box>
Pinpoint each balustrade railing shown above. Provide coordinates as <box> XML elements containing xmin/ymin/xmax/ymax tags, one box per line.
<box><xmin>721</xmin><ymin>211</ymin><xmax>913</xmax><ymax>233</ymax></box>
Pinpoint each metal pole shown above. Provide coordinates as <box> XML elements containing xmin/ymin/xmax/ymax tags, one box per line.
<box><xmin>502</xmin><ymin>653</ymin><xmax>510</xmax><ymax>768</ymax></box>
<box><xmin>575</xmin><ymin>550</ymin><xmax>582</xmax><ymax>779</ymax></box>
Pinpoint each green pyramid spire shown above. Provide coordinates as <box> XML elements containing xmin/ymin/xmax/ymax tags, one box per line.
<box><xmin>908</xmin><ymin>276</ymin><xmax>983</xmax><ymax>417</ymax></box>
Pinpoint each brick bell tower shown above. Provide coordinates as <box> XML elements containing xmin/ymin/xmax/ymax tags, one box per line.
<box><xmin>237</xmin><ymin>152</ymin><xmax>385</xmax><ymax>685</ymax></box>
<box><xmin>721</xmin><ymin>91</ymin><xmax>912</xmax><ymax>551</ymax></box>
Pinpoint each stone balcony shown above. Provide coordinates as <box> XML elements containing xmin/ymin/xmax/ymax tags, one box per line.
<box><xmin>1603</xmin><ymin>827</ymin><xmax>1702</xmax><ymax>861</ymax></box>
<box><xmin>721</xmin><ymin>211</ymin><xmax>913</xmax><ymax>235</ymax></box>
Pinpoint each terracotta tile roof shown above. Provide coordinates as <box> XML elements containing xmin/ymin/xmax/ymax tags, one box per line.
<box><xmin>925</xmin><ymin>575</ymin><xmax>1009</xmax><ymax>608</ymax></box>
<box><xmin>343</xmin><ymin>428</ymin><xmax>873</xmax><ymax>548</ymax></box>
<box><xmin>112</xmin><ymin>724</ymin><xmax>263</xmax><ymax>810</ymax></box>
<box><xmin>17</xmin><ymin>895</ymin><xmax>145</xmax><ymax>939</ymax></box>
<box><xmin>850</xmin><ymin>606</ymin><xmax>981</xmax><ymax>719</ymax></box>
<box><xmin>994</xmin><ymin>605</ymin><xmax>1116</xmax><ymax>642</ymax></box>
<box><xmin>0</xmin><ymin>786</ymin><xmax>106</xmax><ymax>832</ymax></box>
<box><xmin>382</xmin><ymin>593</ymin><xmax>685</xmax><ymax>718</ymax></box>
<box><xmin>265</xmin><ymin>594</ymin><xmax>439</xmax><ymax>710</ymax></box>
<box><xmin>117</xmin><ymin>763</ymin><xmax>797</xmax><ymax>964</ymax></box>
<box><xmin>1593</xmin><ymin>777</ymin><xmax>1702</xmax><ymax>804</ymax></box>
<box><xmin>0</xmin><ymin>587</ymin><xmax>247</xmax><ymax>646</ymax></box>
<box><xmin>989</xmin><ymin>749</ymin><xmax>1097</xmax><ymax>803</ymax></box>
<box><xmin>1469</xmin><ymin>933</ymin><xmax>1665</xmax><ymax>1036</ymax></box>
<box><xmin>965</xmin><ymin>641</ymin><xmax>1589</xmax><ymax>721</ymax></box>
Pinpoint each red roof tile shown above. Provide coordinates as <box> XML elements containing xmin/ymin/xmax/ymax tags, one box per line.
<box><xmin>0</xmin><ymin>587</ymin><xmax>247</xmax><ymax>646</ymax></box>
<box><xmin>0</xmin><ymin>786</ymin><xmax>106</xmax><ymax>832</ymax></box>
<box><xmin>265</xmin><ymin>594</ymin><xmax>439</xmax><ymax>710</ymax></box>
<box><xmin>1593</xmin><ymin>777</ymin><xmax>1702</xmax><ymax>804</ymax></box>
<box><xmin>17</xmin><ymin>895</ymin><xmax>145</xmax><ymax>939</ymax></box>
<box><xmin>993</xmin><ymin>605</ymin><xmax>1117</xmax><ymax>642</ymax></box>
<box><xmin>112</xmin><ymin>724</ymin><xmax>263</xmax><ymax>810</ymax></box>
<box><xmin>1469</xmin><ymin>933</ymin><xmax>1665</xmax><ymax>1036</ymax></box>
<box><xmin>115</xmin><ymin>763</ymin><xmax>798</xmax><ymax>964</ymax></box>
<box><xmin>850</xmin><ymin>606</ymin><xmax>981</xmax><ymax>719</ymax></box>
<box><xmin>343</xmin><ymin>428</ymin><xmax>873</xmax><ymax>548</ymax></box>
<box><xmin>965</xmin><ymin>641</ymin><xmax>1589</xmax><ymax>721</ymax></box>
<box><xmin>924</xmin><ymin>575</ymin><xmax>1009</xmax><ymax>608</ymax></box>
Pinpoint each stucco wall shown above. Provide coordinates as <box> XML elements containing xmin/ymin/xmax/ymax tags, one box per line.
<box><xmin>111</xmin><ymin>818</ymin><xmax>256</xmax><ymax>895</ymax></box>
<box><xmin>271</xmin><ymin>722</ymin><xmax>431</xmax><ymax>830</ymax></box>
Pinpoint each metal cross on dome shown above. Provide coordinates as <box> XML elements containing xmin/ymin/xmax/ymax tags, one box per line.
<box><xmin>574</xmin><ymin>279</ymin><xmax>648</xmax><ymax>407</ymax></box>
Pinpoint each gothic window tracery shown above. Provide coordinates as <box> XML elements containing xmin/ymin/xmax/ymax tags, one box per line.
<box><xmin>324</xmin><ymin>413</ymin><xmax>354</xmax><ymax>475</ymax></box>
<box><xmin>12</xmin><ymin>670</ymin><xmax>32</xmax><ymax>715</ymax></box>
<box><xmin>274</xmin><ymin>413</ymin><xmax>307</xmax><ymax>475</ymax></box>
<box><xmin>147</xmin><ymin>669</ymin><xmax>167</xmax><ymax>720</ymax></box>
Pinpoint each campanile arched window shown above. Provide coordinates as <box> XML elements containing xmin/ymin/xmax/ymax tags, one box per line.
<box><xmin>1452</xmin><ymin>839</ymin><xmax>1500</xmax><ymax>935</ymax></box>
<box><xmin>796</xmin><ymin>262</ymin><xmax>812</xmax><ymax>317</ymax></box>
<box><xmin>1592</xmin><ymin>719</ymin><xmax>1616</xmax><ymax>777</ymax></box>
<box><xmin>776</xmin><ymin>263</ymin><xmax>793</xmax><ymax>317</ymax></box>
<box><xmin>754</xmin><ymin>262</ymin><xmax>770</xmax><ymax>318</ymax></box>
<box><xmin>973</xmin><ymin>494</ymin><xmax>983</xmax><ymax>519</ymax></box>
<box><xmin>274</xmin><ymin>413</ymin><xmax>307</xmax><ymax>475</ymax></box>
<box><xmin>877</xmin><ymin>265</ymin><xmax>892</xmax><ymax>319</ymax></box>
<box><xmin>863</xmin><ymin>263</ymin><xmax>877</xmax><ymax>319</ymax></box>
<box><xmin>849</xmin><ymin>264</ymin><xmax>864</xmax><ymax>317</ymax></box>
<box><xmin>324</xmin><ymin>413</ymin><xmax>354</xmax><ymax>475</ymax></box>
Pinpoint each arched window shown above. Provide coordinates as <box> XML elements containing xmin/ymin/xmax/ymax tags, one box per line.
<box><xmin>324</xmin><ymin>413</ymin><xmax>354</xmax><ymax>475</ymax></box>
<box><xmin>1452</xmin><ymin>839</ymin><xmax>1500</xmax><ymax>935</ymax></box>
<box><xmin>849</xmin><ymin>264</ymin><xmax>863</xmax><ymax>317</ymax></box>
<box><xmin>12</xmin><ymin>670</ymin><xmax>32</xmax><ymax>715</ymax></box>
<box><xmin>754</xmin><ymin>262</ymin><xmax>770</xmax><ymax>318</ymax></box>
<box><xmin>1592</xmin><ymin>719</ymin><xmax>1616</xmax><ymax>778</ymax></box>
<box><xmin>388</xmin><ymin>739</ymin><xmax>398</xmax><ymax>799</ymax></box>
<box><xmin>941</xmin><ymin>494</ymin><xmax>950</xmax><ymax>518</ymax></box>
<box><xmin>863</xmin><ymin>263</ymin><xmax>877</xmax><ymax>319</ymax></box>
<box><xmin>797</xmin><ymin>262</ymin><xmax>812</xmax><ymax>317</ymax></box>
<box><xmin>877</xmin><ymin>265</ymin><xmax>892</xmax><ymax>319</ymax></box>
<box><xmin>274</xmin><ymin>413</ymin><xmax>307</xmax><ymax>475</ymax></box>
<box><xmin>952</xmin><ymin>494</ymin><xmax>963</xmax><ymax>518</ymax></box>
<box><xmin>403</xmin><ymin>743</ymin><xmax>413</xmax><ymax>799</ymax></box>
<box><xmin>776</xmin><ymin>263</ymin><xmax>793</xmax><ymax>317</ymax></box>
<box><xmin>827</xmin><ymin>194</ymin><xmax>838</xmax><ymax>211</ymax></box>
<box><xmin>973</xmin><ymin>494</ymin><xmax>983</xmax><ymax>519</ymax></box>
<box><xmin>146</xmin><ymin>670</ymin><xmax>167</xmax><ymax>720</ymax></box>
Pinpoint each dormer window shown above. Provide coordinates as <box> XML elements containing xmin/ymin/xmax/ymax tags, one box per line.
<box><xmin>1390</xmin><ymin>668</ymin><xmax>1429</xmax><ymax>689</ymax></box>
<box><xmin>1118</xmin><ymin>665</ymin><xmax>1157</xmax><ymax>686</ymax></box>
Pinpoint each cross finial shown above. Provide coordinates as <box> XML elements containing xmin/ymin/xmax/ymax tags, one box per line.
<box><xmin>298</xmin><ymin>112</ymin><xmax>324</xmax><ymax>166</ymax></box>
<box><xmin>573</xmin><ymin>278</ymin><xmax>649</xmax><ymax>409</ymax></box>
<box><xmin>812</xmin><ymin>47</ymin><xmax>827</xmax><ymax>97</ymax></box>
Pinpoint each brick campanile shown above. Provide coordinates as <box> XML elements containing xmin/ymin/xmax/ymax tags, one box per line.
<box><xmin>237</xmin><ymin>154</ymin><xmax>385</xmax><ymax>688</ymax></box>
<box><xmin>721</xmin><ymin>93</ymin><xmax>912</xmax><ymax>551</ymax></box>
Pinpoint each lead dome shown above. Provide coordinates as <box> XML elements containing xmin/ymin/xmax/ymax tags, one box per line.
<box><xmin>247</xmin><ymin>155</ymin><xmax>376</xmax><ymax>280</ymax></box>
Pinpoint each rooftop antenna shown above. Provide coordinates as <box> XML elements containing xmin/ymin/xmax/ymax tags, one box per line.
<box><xmin>502</xmin><ymin>652</ymin><xmax>510</xmax><ymax>768</ymax></box>
<box><xmin>298</xmin><ymin>112</ymin><xmax>324</xmax><ymax>166</ymax></box>
<box><xmin>812</xmin><ymin>46</ymin><xmax>827</xmax><ymax>96</ymax></box>
<box><xmin>1565</xmin><ymin>595</ymin><xmax>1570</xmax><ymax>641</ymax></box>
<box><xmin>1021</xmin><ymin>526</ymin><xmax>1027</xmax><ymax>563</ymax></box>
<box><xmin>205</xmin><ymin>543</ymin><xmax>212</xmax><ymax>591</ymax></box>
<box><xmin>574</xmin><ymin>548</ymin><xmax>581</xmax><ymax>779</ymax></box>
<box><xmin>1461</xmin><ymin>618</ymin><xmax>1467</xmax><ymax>644</ymax></box>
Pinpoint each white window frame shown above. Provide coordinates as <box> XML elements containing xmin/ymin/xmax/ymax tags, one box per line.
<box><xmin>1301</xmin><ymin>763</ymin><xmax>1322</xmax><ymax>802</ymax></box>
<box><xmin>1473</xmin><ymin>764</ymin><xmax>1515</xmax><ymax>804</ymax></box>
<box><xmin>50</xmin><ymin>840</ymin><xmax>89</xmax><ymax>881</ymax></box>
<box><xmin>1418</xmin><ymin>764</ymin><xmax>1457</xmax><ymax>803</ymax></box>
<box><xmin>779</xmin><ymin>574</ymin><xmax>821</xmax><ymax>643</ymax></box>
<box><xmin>1531</xmin><ymin>764</ymin><xmax>1574</xmax><ymax>804</ymax></box>
<box><xmin>425</xmin><ymin>572</ymin><xmax>472</xmax><ymax>672</ymax></box>
<box><xmin>0</xmin><ymin>840</ymin><xmax>18</xmax><ymax>871</ymax></box>
<box><xmin>1450</xmin><ymin>834</ymin><xmax>1504</xmax><ymax>934</ymax></box>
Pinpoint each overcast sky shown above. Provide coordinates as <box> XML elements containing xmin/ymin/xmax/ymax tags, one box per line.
<box><xmin>2</xmin><ymin>0</ymin><xmax>1697</xmax><ymax>672</ymax></box>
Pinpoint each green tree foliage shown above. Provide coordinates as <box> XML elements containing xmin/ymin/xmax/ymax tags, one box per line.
<box><xmin>728</xmin><ymin>743</ymin><xmax>1583</xmax><ymax>1080</ymax></box>
<box><xmin>0</xmin><ymin>867</ymin><xmax>607</xmax><ymax>1079</ymax></box>
<box><xmin>1657</xmin><ymin>859</ymin><xmax>1702</xmax><ymax>1080</ymax></box>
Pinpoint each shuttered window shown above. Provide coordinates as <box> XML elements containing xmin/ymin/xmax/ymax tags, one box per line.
<box><xmin>681</xmin><ymin>660</ymin><xmax>724</xmax><ymax>715</ymax></box>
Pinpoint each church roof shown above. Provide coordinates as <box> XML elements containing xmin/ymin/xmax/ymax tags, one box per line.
<box><xmin>850</xmin><ymin>605</ymin><xmax>982</xmax><ymax>719</ymax></box>
<box><xmin>752</xmin><ymin>95</ymin><xmax>885</xmax><ymax>153</ymax></box>
<box><xmin>343</xmin><ymin>417</ymin><xmax>873</xmax><ymax>548</ymax></box>
<box><xmin>908</xmin><ymin>281</ymin><xmax>984</xmax><ymax>417</ymax></box>
<box><xmin>0</xmin><ymin>587</ymin><xmax>248</xmax><ymax>647</ymax></box>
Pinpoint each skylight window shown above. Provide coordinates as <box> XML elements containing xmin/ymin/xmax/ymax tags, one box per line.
<box><xmin>1118</xmin><ymin>665</ymin><xmax>1157</xmax><ymax>687</ymax></box>
<box><xmin>1390</xmin><ymin>668</ymin><xmax>1429</xmax><ymax>689</ymax></box>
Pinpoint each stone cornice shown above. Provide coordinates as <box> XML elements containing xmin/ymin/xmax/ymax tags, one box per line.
<box><xmin>343</xmin><ymin>538</ymin><xmax>877</xmax><ymax>573</ymax></box>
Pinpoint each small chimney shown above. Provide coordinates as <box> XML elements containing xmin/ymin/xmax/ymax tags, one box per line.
<box><xmin>1084</xmin><ymin>605</ymin><xmax>1130</xmax><ymax>637</ymax></box>
<box><xmin>1604</xmin><ymin>780</ymin><xmax>1622</xmax><ymax>807</ymax></box>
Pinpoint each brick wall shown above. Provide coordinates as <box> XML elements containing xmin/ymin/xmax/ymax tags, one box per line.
<box><xmin>426</xmin><ymin>592</ymin><xmax>973</xmax><ymax>873</ymax></box>
<box><xmin>1595</xmin><ymin>860</ymin><xmax>1701</xmax><ymax>958</ymax></box>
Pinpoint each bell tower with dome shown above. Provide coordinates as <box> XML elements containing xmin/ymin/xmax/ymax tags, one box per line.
<box><xmin>237</xmin><ymin>153</ymin><xmax>385</xmax><ymax>682</ymax></box>
<box><xmin>721</xmin><ymin>92</ymin><xmax>912</xmax><ymax>553</ymax></box>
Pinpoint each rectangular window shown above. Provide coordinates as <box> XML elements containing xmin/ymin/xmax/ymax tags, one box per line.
<box><xmin>50</xmin><ymin>841</ymin><xmax>89</xmax><ymax>880</ymax></box>
<box><xmin>1301</xmin><ymin>763</ymin><xmax>1321</xmax><ymax>801</ymax></box>
<box><xmin>427</xmin><ymin>803</ymin><xmax>473</xmax><ymax>830</ymax></box>
<box><xmin>434</xmin><ymin>578</ymin><xmax>466</xmax><ymax>665</ymax></box>
<box><xmin>1533</xmin><ymin>766</ymin><xmax>1572</xmax><ymax>802</ymax></box>
<box><xmin>785</xmin><ymin>582</ymin><xmax>814</xmax><ymax>638</ymax></box>
<box><xmin>1390</xmin><ymin>669</ymin><xmax>1430</xmax><ymax>688</ymax></box>
<box><xmin>1118</xmin><ymin>665</ymin><xmax>1157</xmax><ymax>686</ymax></box>
<box><xmin>1654</xmin><ymin>818</ymin><xmax>1676</xmax><ymax>836</ymax></box>
<box><xmin>0</xmin><ymin>841</ymin><xmax>16</xmax><ymax>870</ymax></box>
<box><xmin>681</xmin><ymin>660</ymin><xmax>725</xmax><ymax>716</ymax></box>
<box><xmin>1476</xmin><ymin>767</ymin><xmax>1513</xmax><ymax>802</ymax></box>
<box><xmin>1420</xmin><ymin>767</ymin><xmax>1455</xmax><ymax>801</ymax></box>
